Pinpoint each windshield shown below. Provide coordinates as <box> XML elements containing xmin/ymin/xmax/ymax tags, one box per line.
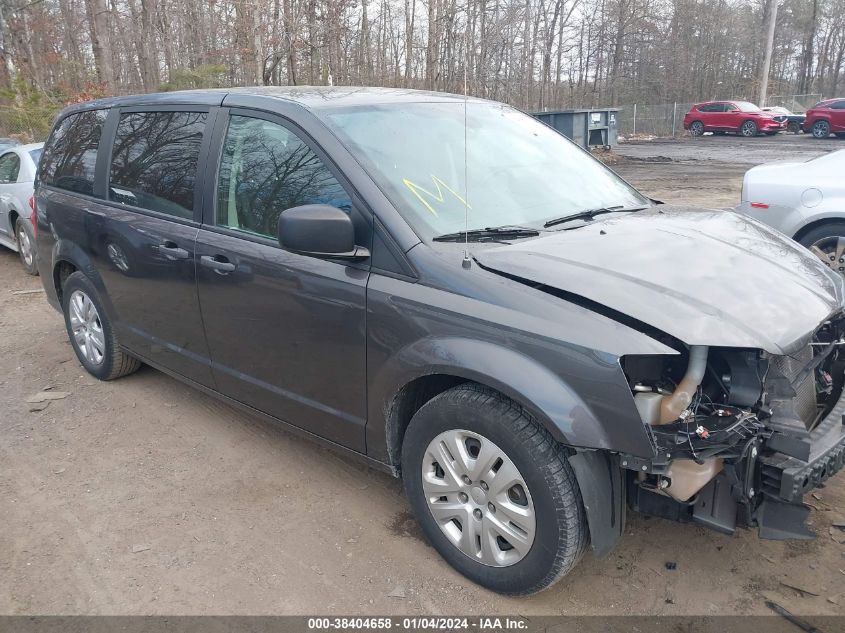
<box><xmin>736</xmin><ymin>102</ymin><xmax>762</xmax><ymax>113</ymax></box>
<box><xmin>320</xmin><ymin>102</ymin><xmax>648</xmax><ymax>239</ymax></box>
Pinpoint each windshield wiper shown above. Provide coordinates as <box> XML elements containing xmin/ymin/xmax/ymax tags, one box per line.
<box><xmin>543</xmin><ymin>206</ymin><xmax>647</xmax><ymax>228</ymax></box>
<box><xmin>432</xmin><ymin>226</ymin><xmax>540</xmax><ymax>242</ymax></box>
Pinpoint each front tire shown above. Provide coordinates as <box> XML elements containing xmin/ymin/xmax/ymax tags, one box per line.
<box><xmin>688</xmin><ymin>121</ymin><xmax>704</xmax><ymax>136</ymax></box>
<box><xmin>740</xmin><ymin>120</ymin><xmax>758</xmax><ymax>137</ymax></box>
<box><xmin>61</xmin><ymin>271</ymin><xmax>141</xmax><ymax>380</ymax></box>
<box><xmin>813</xmin><ymin>120</ymin><xmax>831</xmax><ymax>138</ymax></box>
<box><xmin>402</xmin><ymin>384</ymin><xmax>588</xmax><ymax>595</ymax></box>
<box><xmin>15</xmin><ymin>217</ymin><xmax>38</xmax><ymax>275</ymax></box>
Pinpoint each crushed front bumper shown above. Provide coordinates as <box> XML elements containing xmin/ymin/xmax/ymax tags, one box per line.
<box><xmin>627</xmin><ymin>386</ymin><xmax>845</xmax><ymax>540</ymax></box>
<box><xmin>759</xmin><ymin>391</ymin><xmax>845</xmax><ymax>503</ymax></box>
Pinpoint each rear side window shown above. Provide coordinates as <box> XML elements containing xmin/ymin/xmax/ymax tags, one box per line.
<box><xmin>40</xmin><ymin>109</ymin><xmax>106</xmax><ymax>195</ymax></box>
<box><xmin>0</xmin><ymin>152</ymin><xmax>20</xmax><ymax>183</ymax></box>
<box><xmin>109</xmin><ymin>111</ymin><xmax>207</xmax><ymax>219</ymax></box>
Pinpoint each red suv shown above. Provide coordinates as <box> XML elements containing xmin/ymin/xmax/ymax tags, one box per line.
<box><xmin>803</xmin><ymin>98</ymin><xmax>845</xmax><ymax>138</ymax></box>
<box><xmin>683</xmin><ymin>101</ymin><xmax>784</xmax><ymax>137</ymax></box>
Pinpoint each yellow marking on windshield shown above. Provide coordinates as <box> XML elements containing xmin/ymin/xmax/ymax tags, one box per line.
<box><xmin>403</xmin><ymin>176</ymin><xmax>470</xmax><ymax>217</ymax></box>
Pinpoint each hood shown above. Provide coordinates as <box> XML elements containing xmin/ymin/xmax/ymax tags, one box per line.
<box><xmin>474</xmin><ymin>207</ymin><xmax>845</xmax><ymax>355</ymax></box>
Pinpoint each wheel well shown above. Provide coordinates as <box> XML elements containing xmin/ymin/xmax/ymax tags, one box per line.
<box><xmin>793</xmin><ymin>218</ymin><xmax>845</xmax><ymax>244</ymax></box>
<box><xmin>385</xmin><ymin>374</ymin><xmax>468</xmax><ymax>468</ymax></box>
<box><xmin>8</xmin><ymin>209</ymin><xmax>18</xmax><ymax>233</ymax></box>
<box><xmin>53</xmin><ymin>260</ymin><xmax>78</xmax><ymax>304</ymax></box>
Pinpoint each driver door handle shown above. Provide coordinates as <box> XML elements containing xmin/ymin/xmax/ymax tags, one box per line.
<box><xmin>200</xmin><ymin>254</ymin><xmax>236</xmax><ymax>274</ymax></box>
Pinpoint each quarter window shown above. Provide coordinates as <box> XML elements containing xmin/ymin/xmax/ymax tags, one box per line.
<box><xmin>109</xmin><ymin>111</ymin><xmax>207</xmax><ymax>219</ymax></box>
<box><xmin>216</xmin><ymin>115</ymin><xmax>351</xmax><ymax>238</ymax></box>
<box><xmin>40</xmin><ymin>109</ymin><xmax>106</xmax><ymax>195</ymax></box>
<box><xmin>0</xmin><ymin>152</ymin><xmax>20</xmax><ymax>183</ymax></box>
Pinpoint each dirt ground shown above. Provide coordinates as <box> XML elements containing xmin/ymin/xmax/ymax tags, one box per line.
<box><xmin>3</xmin><ymin>135</ymin><xmax>845</xmax><ymax>616</ymax></box>
<box><xmin>612</xmin><ymin>133</ymin><xmax>844</xmax><ymax>208</ymax></box>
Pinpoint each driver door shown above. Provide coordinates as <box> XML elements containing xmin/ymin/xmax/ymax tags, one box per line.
<box><xmin>720</xmin><ymin>103</ymin><xmax>740</xmax><ymax>131</ymax></box>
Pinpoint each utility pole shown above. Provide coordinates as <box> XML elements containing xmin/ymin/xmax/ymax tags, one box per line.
<box><xmin>759</xmin><ymin>0</ymin><xmax>778</xmax><ymax>106</ymax></box>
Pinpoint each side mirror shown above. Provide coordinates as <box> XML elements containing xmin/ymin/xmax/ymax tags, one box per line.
<box><xmin>278</xmin><ymin>204</ymin><xmax>369</xmax><ymax>261</ymax></box>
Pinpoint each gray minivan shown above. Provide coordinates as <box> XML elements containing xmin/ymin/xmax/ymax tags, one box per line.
<box><xmin>35</xmin><ymin>87</ymin><xmax>845</xmax><ymax>595</ymax></box>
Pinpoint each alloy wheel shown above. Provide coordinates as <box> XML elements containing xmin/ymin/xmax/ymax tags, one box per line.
<box><xmin>421</xmin><ymin>429</ymin><xmax>536</xmax><ymax>567</ymax></box>
<box><xmin>17</xmin><ymin>225</ymin><xmax>33</xmax><ymax>267</ymax></box>
<box><xmin>689</xmin><ymin>121</ymin><xmax>704</xmax><ymax>136</ymax></box>
<box><xmin>69</xmin><ymin>290</ymin><xmax>105</xmax><ymax>365</ymax></box>
<box><xmin>813</xmin><ymin>121</ymin><xmax>830</xmax><ymax>138</ymax></box>
<box><xmin>741</xmin><ymin>121</ymin><xmax>757</xmax><ymax>137</ymax></box>
<box><xmin>810</xmin><ymin>236</ymin><xmax>845</xmax><ymax>275</ymax></box>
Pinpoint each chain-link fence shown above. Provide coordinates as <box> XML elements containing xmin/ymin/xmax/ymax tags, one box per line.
<box><xmin>0</xmin><ymin>105</ymin><xmax>58</xmax><ymax>143</ymax></box>
<box><xmin>615</xmin><ymin>103</ymin><xmax>695</xmax><ymax>138</ymax></box>
<box><xmin>615</xmin><ymin>95</ymin><xmax>825</xmax><ymax>139</ymax></box>
<box><xmin>766</xmin><ymin>94</ymin><xmax>824</xmax><ymax>112</ymax></box>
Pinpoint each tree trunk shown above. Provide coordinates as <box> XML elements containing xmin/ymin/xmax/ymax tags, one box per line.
<box><xmin>85</xmin><ymin>0</ymin><xmax>116</xmax><ymax>89</ymax></box>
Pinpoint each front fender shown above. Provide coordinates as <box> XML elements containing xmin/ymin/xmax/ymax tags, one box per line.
<box><xmin>369</xmin><ymin>335</ymin><xmax>656</xmax><ymax>461</ymax></box>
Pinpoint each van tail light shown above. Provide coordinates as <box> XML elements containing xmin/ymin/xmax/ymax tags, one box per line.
<box><xmin>28</xmin><ymin>195</ymin><xmax>37</xmax><ymax>238</ymax></box>
<box><xmin>750</xmin><ymin>202</ymin><xmax>769</xmax><ymax>209</ymax></box>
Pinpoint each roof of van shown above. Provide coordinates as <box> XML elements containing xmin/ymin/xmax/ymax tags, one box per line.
<box><xmin>62</xmin><ymin>86</ymin><xmax>489</xmax><ymax>115</ymax></box>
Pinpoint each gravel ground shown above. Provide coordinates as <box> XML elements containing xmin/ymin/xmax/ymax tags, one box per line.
<box><xmin>612</xmin><ymin>133</ymin><xmax>844</xmax><ymax>208</ymax></box>
<box><xmin>2</xmin><ymin>135</ymin><xmax>845</xmax><ymax>616</ymax></box>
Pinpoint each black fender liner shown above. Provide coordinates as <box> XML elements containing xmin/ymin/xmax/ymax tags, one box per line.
<box><xmin>568</xmin><ymin>449</ymin><xmax>625</xmax><ymax>558</ymax></box>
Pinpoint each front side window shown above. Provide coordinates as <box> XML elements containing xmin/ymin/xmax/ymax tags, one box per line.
<box><xmin>109</xmin><ymin>111</ymin><xmax>207</xmax><ymax>219</ymax></box>
<box><xmin>216</xmin><ymin>115</ymin><xmax>351</xmax><ymax>238</ymax></box>
<box><xmin>831</xmin><ymin>100</ymin><xmax>845</xmax><ymax>110</ymax></box>
<box><xmin>320</xmin><ymin>102</ymin><xmax>648</xmax><ymax>240</ymax></box>
<box><xmin>0</xmin><ymin>152</ymin><xmax>20</xmax><ymax>183</ymax></box>
<box><xmin>40</xmin><ymin>109</ymin><xmax>106</xmax><ymax>195</ymax></box>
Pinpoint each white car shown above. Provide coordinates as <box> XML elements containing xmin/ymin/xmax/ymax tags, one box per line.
<box><xmin>0</xmin><ymin>142</ymin><xmax>43</xmax><ymax>274</ymax></box>
<box><xmin>737</xmin><ymin>149</ymin><xmax>845</xmax><ymax>273</ymax></box>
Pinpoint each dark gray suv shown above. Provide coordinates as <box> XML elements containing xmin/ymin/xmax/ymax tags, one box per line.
<box><xmin>34</xmin><ymin>87</ymin><xmax>845</xmax><ymax>595</ymax></box>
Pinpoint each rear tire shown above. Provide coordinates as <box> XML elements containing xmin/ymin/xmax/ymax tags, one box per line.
<box><xmin>402</xmin><ymin>383</ymin><xmax>588</xmax><ymax>595</ymax></box>
<box><xmin>813</xmin><ymin>120</ymin><xmax>831</xmax><ymax>138</ymax></box>
<box><xmin>798</xmin><ymin>223</ymin><xmax>845</xmax><ymax>275</ymax></box>
<box><xmin>688</xmin><ymin>121</ymin><xmax>704</xmax><ymax>136</ymax></box>
<box><xmin>61</xmin><ymin>271</ymin><xmax>141</xmax><ymax>380</ymax></box>
<box><xmin>15</xmin><ymin>217</ymin><xmax>38</xmax><ymax>275</ymax></box>
<box><xmin>787</xmin><ymin>121</ymin><xmax>801</xmax><ymax>134</ymax></box>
